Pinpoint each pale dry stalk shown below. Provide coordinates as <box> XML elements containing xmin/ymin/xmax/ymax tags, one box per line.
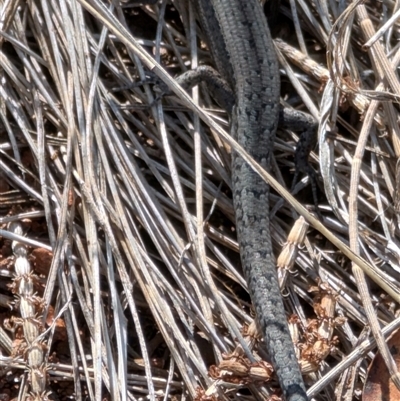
<box><xmin>7</xmin><ymin>222</ymin><xmax>49</xmax><ymax>401</ymax></box>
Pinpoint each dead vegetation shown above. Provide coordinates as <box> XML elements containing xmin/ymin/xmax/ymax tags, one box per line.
<box><xmin>0</xmin><ymin>0</ymin><xmax>400</xmax><ymax>400</ymax></box>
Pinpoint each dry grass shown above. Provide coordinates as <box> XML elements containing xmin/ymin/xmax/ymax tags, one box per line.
<box><xmin>0</xmin><ymin>0</ymin><xmax>399</xmax><ymax>400</ymax></box>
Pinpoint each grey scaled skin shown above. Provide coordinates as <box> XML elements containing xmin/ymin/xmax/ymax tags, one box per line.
<box><xmin>193</xmin><ymin>0</ymin><xmax>308</xmax><ymax>400</ymax></box>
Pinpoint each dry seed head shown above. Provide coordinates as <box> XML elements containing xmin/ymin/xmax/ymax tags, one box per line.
<box><xmin>8</xmin><ymin>221</ymin><xmax>49</xmax><ymax>398</ymax></box>
<box><xmin>19</xmin><ymin>297</ymin><xmax>36</xmax><ymax>319</ymax></box>
<box><xmin>27</xmin><ymin>343</ymin><xmax>45</xmax><ymax>368</ymax></box>
<box><xmin>8</xmin><ymin>221</ymin><xmax>24</xmax><ymax>236</ymax></box>
<box><xmin>16</xmin><ymin>275</ymin><xmax>35</xmax><ymax>297</ymax></box>
<box><xmin>14</xmin><ymin>256</ymin><xmax>30</xmax><ymax>276</ymax></box>
<box><xmin>27</xmin><ymin>392</ymin><xmax>51</xmax><ymax>401</ymax></box>
<box><xmin>23</xmin><ymin>318</ymin><xmax>41</xmax><ymax>344</ymax></box>
<box><xmin>28</xmin><ymin>366</ymin><xmax>47</xmax><ymax>394</ymax></box>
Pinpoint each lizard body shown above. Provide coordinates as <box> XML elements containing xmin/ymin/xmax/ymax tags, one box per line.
<box><xmin>194</xmin><ymin>1</ymin><xmax>308</xmax><ymax>400</ymax></box>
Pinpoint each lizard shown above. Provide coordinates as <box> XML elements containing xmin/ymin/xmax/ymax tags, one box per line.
<box><xmin>193</xmin><ymin>1</ymin><xmax>309</xmax><ymax>400</ymax></box>
<box><xmin>130</xmin><ymin>0</ymin><xmax>311</xmax><ymax>399</ymax></box>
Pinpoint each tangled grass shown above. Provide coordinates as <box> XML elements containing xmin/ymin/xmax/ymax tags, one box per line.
<box><xmin>0</xmin><ymin>1</ymin><xmax>400</xmax><ymax>400</ymax></box>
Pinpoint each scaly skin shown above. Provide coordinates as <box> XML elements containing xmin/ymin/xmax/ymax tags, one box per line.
<box><xmin>194</xmin><ymin>1</ymin><xmax>308</xmax><ymax>400</ymax></box>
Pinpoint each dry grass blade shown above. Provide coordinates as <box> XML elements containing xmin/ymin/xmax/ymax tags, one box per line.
<box><xmin>0</xmin><ymin>1</ymin><xmax>400</xmax><ymax>401</ymax></box>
